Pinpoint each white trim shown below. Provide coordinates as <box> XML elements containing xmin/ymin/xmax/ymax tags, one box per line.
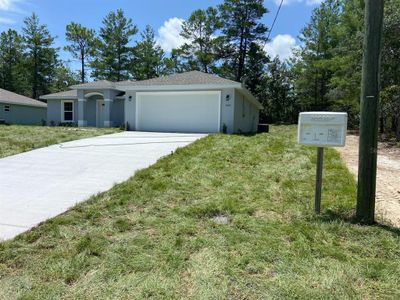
<box><xmin>42</xmin><ymin>96</ymin><xmax>77</xmax><ymax>100</ymax></box>
<box><xmin>84</xmin><ymin>92</ymin><xmax>103</xmax><ymax>98</ymax></box>
<box><xmin>135</xmin><ymin>90</ymin><xmax>221</xmax><ymax>133</ymax></box>
<box><xmin>135</xmin><ymin>96</ymin><xmax>139</xmax><ymax>131</ymax></box>
<box><xmin>136</xmin><ymin>91</ymin><xmax>222</xmax><ymax>97</ymax></box>
<box><xmin>120</xmin><ymin>83</ymin><xmax>241</xmax><ymax>91</ymax></box>
<box><xmin>237</xmin><ymin>88</ymin><xmax>263</xmax><ymax>109</ymax></box>
<box><xmin>61</xmin><ymin>100</ymin><xmax>74</xmax><ymax>122</ymax></box>
<box><xmin>217</xmin><ymin>91</ymin><xmax>222</xmax><ymax>131</ymax></box>
<box><xmin>1</xmin><ymin>100</ymin><xmax>47</xmax><ymax>108</ymax></box>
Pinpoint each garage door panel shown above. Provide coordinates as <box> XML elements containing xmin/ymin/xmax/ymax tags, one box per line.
<box><xmin>136</xmin><ymin>92</ymin><xmax>220</xmax><ymax>133</ymax></box>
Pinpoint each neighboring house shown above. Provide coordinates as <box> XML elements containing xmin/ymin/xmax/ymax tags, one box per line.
<box><xmin>41</xmin><ymin>71</ymin><xmax>262</xmax><ymax>133</ymax></box>
<box><xmin>0</xmin><ymin>89</ymin><xmax>47</xmax><ymax>125</ymax></box>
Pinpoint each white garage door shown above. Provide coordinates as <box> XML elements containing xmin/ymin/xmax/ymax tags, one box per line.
<box><xmin>136</xmin><ymin>91</ymin><xmax>221</xmax><ymax>133</ymax></box>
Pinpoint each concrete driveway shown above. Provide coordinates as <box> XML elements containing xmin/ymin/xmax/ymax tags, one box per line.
<box><xmin>0</xmin><ymin>131</ymin><xmax>205</xmax><ymax>240</ymax></box>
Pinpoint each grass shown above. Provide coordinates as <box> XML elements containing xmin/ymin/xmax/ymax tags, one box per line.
<box><xmin>0</xmin><ymin>125</ymin><xmax>120</xmax><ymax>158</ymax></box>
<box><xmin>0</xmin><ymin>125</ymin><xmax>399</xmax><ymax>299</ymax></box>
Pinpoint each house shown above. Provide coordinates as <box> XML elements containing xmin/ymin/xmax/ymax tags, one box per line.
<box><xmin>0</xmin><ymin>88</ymin><xmax>47</xmax><ymax>125</ymax></box>
<box><xmin>41</xmin><ymin>71</ymin><xmax>262</xmax><ymax>133</ymax></box>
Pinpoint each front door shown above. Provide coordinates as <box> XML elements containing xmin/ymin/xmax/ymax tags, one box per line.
<box><xmin>96</xmin><ymin>100</ymin><xmax>105</xmax><ymax>127</ymax></box>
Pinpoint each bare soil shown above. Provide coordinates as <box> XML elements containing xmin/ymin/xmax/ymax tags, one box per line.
<box><xmin>336</xmin><ymin>135</ymin><xmax>400</xmax><ymax>227</ymax></box>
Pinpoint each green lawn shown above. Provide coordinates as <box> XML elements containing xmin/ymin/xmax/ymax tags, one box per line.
<box><xmin>0</xmin><ymin>125</ymin><xmax>120</xmax><ymax>158</ymax></box>
<box><xmin>0</xmin><ymin>126</ymin><xmax>398</xmax><ymax>299</ymax></box>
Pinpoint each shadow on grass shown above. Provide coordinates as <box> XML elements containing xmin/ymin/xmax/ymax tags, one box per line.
<box><xmin>316</xmin><ymin>208</ymin><xmax>400</xmax><ymax>236</ymax></box>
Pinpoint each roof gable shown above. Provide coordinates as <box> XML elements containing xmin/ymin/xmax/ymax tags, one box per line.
<box><xmin>70</xmin><ymin>80</ymin><xmax>116</xmax><ymax>90</ymax></box>
<box><xmin>0</xmin><ymin>89</ymin><xmax>47</xmax><ymax>108</ymax></box>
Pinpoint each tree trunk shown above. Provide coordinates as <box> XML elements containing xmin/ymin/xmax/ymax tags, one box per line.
<box><xmin>81</xmin><ymin>48</ymin><xmax>85</xmax><ymax>83</ymax></box>
<box><xmin>33</xmin><ymin>48</ymin><xmax>38</xmax><ymax>99</ymax></box>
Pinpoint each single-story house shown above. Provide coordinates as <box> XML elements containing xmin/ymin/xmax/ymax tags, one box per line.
<box><xmin>41</xmin><ymin>71</ymin><xmax>262</xmax><ymax>133</ymax></box>
<box><xmin>0</xmin><ymin>88</ymin><xmax>47</xmax><ymax>125</ymax></box>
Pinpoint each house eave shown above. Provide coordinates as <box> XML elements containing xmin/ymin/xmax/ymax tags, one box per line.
<box><xmin>119</xmin><ymin>83</ymin><xmax>242</xmax><ymax>91</ymax></box>
<box><xmin>0</xmin><ymin>100</ymin><xmax>47</xmax><ymax>108</ymax></box>
<box><xmin>40</xmin><ymin>95</ymin><xmax>77</xmax><ymax>100</ymax></box>
<box><xmin>237</xmin><ymin>86</ymin><xmax>263</xmax><ymax>109</ymax></box>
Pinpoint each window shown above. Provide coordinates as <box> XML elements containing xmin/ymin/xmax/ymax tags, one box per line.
<box><xmin>62</xmin><ymin>101</ymin><xmax>74</xmax><ymax>122</ymax></box>
<box><xmin>4</xmin><ymin>105</ymin><xmax>10</xmax><ymax>112</ymax></box>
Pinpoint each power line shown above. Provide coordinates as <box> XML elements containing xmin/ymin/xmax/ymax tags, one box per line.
<box><xmin>267</xmin><ymin>0</ymin><xmax>284</xmax><ymax>41</ymax></box>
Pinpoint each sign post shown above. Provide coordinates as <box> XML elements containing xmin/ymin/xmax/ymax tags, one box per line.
<box><xmin>298</xmin><ymin>112</ymin><xmax>348</xmax><ymax>214</ymax></box>
<box><xmin>314</xmin><ymin>147</ymin><xmax>324</xmax><ymax>214</ymax></box>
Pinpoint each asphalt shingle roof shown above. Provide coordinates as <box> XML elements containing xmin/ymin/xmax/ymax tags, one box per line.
<box><xmin>0</xmin><ymin>89</ymin><xmax>47</xmax><ymax>108</ymax></box>
<box><xmin>40</xmin><ymin>90</ymin><xmax>77</xmax><ymax>99</ymax></box>
<box><xmin>70</xmin><ymin>80</ymin><xmax>115</xmax><ymax>89</ymax></box>
<box><xmin>40</xmin><ymin>71</ymin><xmax>244</xmax><ymax>99</ymax></box>
<box><xmin>117</xmin><ymin>71</ymin><xmax>240</xmax><ymax>87</ymax></box>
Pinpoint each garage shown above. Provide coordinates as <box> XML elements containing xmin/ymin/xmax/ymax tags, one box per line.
<box><xmin>135</xmin><ymin>91</ymin><xmax>221</xmax><ymax>133</ymax></box>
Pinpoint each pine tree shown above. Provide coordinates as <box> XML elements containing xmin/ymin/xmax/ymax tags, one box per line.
<box><xmin>218</xmin><ymin>0</ymin><xmax>268</xmax><ymax>82</ymax></box>
<box><xmin>131</xmin><ymin>25</ymin><xmax>166</xmax><ymax>80</ymax></box>
<box><xmin>293</xmin><ymin>0</ymin><xmax>341</xmax><ymax>111</ymax></box>
<box><xmin>243</xmin><ymin>42</ymin><xmax>269</xmax><ymax>94</ymax></box>
<box><xmin>22</xmin><ymin>13</ymin><xmax>58</xmax><ymax>99</ymax></box>
<box><xmin>91</xmin><ymin>9</ymin><xmax>138</xmax><ymax>81</ymax></box>
<box><xmin>50</xmin><ymin>62</ymin><xmax>80</xmax><ymax>93</ymax></box>
<box><xmin>174</xmin><ymin>7</ymin><xmax>222</xmax><ymax>73</ymax></box>
<box><xmin>65</xmin><ymin>22</ymin><xmax>96</xmax><ymax>83</ymax></box>
<box><xmin>259</xmin><ymin>57</ymin><xmax>297</xmax><ymax>123</ymax></box>
<box><xmin>0</xmin><ymin>29</ymin><xmax>23</xmax><ymax>93</ymax></box>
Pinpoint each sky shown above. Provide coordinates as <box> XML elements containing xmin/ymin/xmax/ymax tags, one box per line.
<box><xmin>0</xmin><ymin>0</ymin><xmax>322</xmax><ymax>71</ymax></box>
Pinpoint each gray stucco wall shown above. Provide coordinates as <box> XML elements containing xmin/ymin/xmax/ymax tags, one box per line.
<box><xmin>47</xmin><ymin>99</ymin><xmax>78</xmax><ymax>125</ymax></box>
<box><xmin>47</xmin><ymin>97</ymin><xmax>124</xmax><ymax>128</ymax></box>
<box><xmin>220</xmin><ymin>88</ymin><xmax>235</xmax><ymax>133</ymax></box>
<box><xmin>124</xmin><ymin>91</ymin><xmax>136</xmax><ymax>130</ymax></box>
<box><xmin>111</xmin><ymin>99</ymin><xmax>124</xmax><ymax>128</ymax></box>
<box><xmin>233</xmin><ymin>90</ymin><xmax>259</xmax><ymax>133</ymax></box>
<box><xmin>86</xmin><ymin>98</ymin><xmax>97</xmax><ymax>127</ymax></box>
<box><xmin>0</xmin><ymin>103</ymin><xmax>46</xmax><ymax>125</ymax></box>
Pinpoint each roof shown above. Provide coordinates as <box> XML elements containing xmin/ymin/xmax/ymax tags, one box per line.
<box><xmin>70</xmin><ymin>80</ymin><xmax>116</xmax><ymax>90</ymax></box>
<box><xmin>117</xmin><ymin>71</ymin><xmax>240</xmax><ymax>87</ymax></box>
<box><xmin>39</xmin><ymin>71</ymin><xmax>262</xmax><ymax>108</ymax></box>
<box><xmin>0</xmin><ymin>89</ymin><xmax>47</xmax><ymax>108</ymax></box>
<box><xmin>40</xmin><ymin>90</ymin><xmax>77</xmax><ymax>100</ymax></box>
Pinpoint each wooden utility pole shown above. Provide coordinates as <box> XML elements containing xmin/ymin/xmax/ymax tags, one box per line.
<box><xmin>356</xmin><ymin>0</ymin><xmax>384</xmax><ymax>224</ymax></box>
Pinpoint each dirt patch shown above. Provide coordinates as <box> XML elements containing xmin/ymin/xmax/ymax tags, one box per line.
<box><xmin>336</xmin><ymin>135</ymin><xmax>400</xmax><ymax>227</ymax></box>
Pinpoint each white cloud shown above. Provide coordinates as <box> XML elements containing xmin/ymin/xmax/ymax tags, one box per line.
<box><xmin>273</xmin><ymin>0</ymin><xmax>323</xmax><ymax>6</ymax></box>
<box><xmin>0</xmin><ymin>0</ymin><xmax>28</xmax><ymax>25</ymax></box>
<box><xmin>0</xmin><ymin>0</ymin><xmax>25</xmax><ymax>12</ymax></box>
<box><xmin>156</xmin><ymin>17</ymin><xmax>188</xmax><ymax>53</ymax></box>
<box><xmin>0</xmin><ymin>16</ymin><xmax>15</xmax><ymax>24</ymax></box>
<box><xmin>0</xmin><ymin>0</ymin><xmax>13</xmax><ymax>10</ymax></box>
<box><xmin>264</xmin><ymin>34</ymin><xmax>298</xmax><ymax>61</ymax></box>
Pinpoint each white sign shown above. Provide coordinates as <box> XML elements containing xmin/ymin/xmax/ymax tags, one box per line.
<box><xmin>298</xmin><ymin>112</ymin><xmax>348</xmax><ymax>147</ymax></box>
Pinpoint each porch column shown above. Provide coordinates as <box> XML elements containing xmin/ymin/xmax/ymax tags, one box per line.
<box><xmin>77</xmin><ymin>90</ymin><xmax>87</xmax><ymax>127</ymax></box>
<box><xmin>104</xmin><ymin>98</ymin><xmax>113</xmax><ymax>128</ymax></box>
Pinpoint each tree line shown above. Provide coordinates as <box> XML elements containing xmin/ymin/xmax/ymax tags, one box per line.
<box><xmin>291</xmin><ymin>0</ymin><xmax>400</xmax><ymax>138</ymax></box>
<box><xmin>0</xmin><ymin>0</ymin><xmax>271</xmax><ymax>100</ymax></box>
<box><xmin>1</xmin><ymin>0</ymin><xmax>398</xmax><ymax>139</ymax></box>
